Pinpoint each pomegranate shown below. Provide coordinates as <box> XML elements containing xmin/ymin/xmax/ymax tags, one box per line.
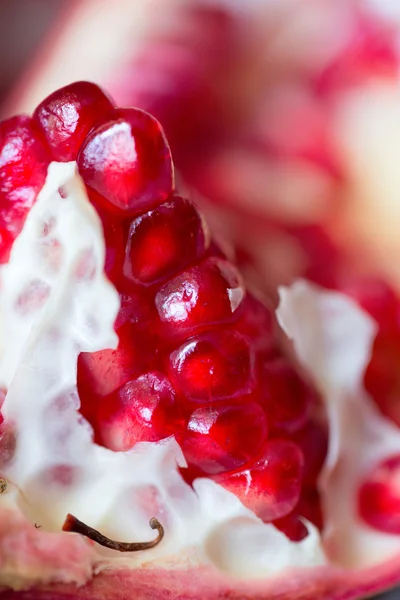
<box><xmin>10</xmin><ymin>2</ymin><xmax>400</xmax><ymax>466</ymax></box>
<box><xmin>0</xmin><ymin>81</ymin><xmax>399</xmax><ymax>600</ymax></box>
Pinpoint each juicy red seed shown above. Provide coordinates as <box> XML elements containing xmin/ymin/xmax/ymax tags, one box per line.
<box><xmin>358</xmin><ymin>455</ymin><xmax>400</xmax><ymax>534</ymax></box>
<box><xmin>97</xmin><ymin>372</ymin><xmax>178</xmax><ymax>452</ymax></box>
<box><xmin>123</xmin><ymin>195</ymin><xmax>208</xmax><ymax>285</ymax></box>
<box><xmin>33</xmin><ymin>81</ymin><xmax>114</xmax><ymax>162</ymax></box>
<box><xmin>179</xmin><ymin>402</ymin><xmax>268</xmax><ymax>475</ymax></box>
<box><xmin>235</xmin><ymin>294</ymin><xmax>276</xmax><ymax>354</ymax></box>
<box><xmin>168</xmin><ymin>330</ymin><xmax>254</xmax><ymax>403</ymax></box>
<box><xmin>273</xmin><ymin>513</ymin><xmax>309</xmax><ymax>542</ymax></box>
<box><xmin>0</xmin><ymin>228</ymin><xmax>14</xmax><ymax>264</ymax></box>
<box><xmin>290</xmin><ymin>421</ymin><xmax>328</xmax><ymax>488</ymax></box>
<box><xmin>77</xmin><ymin>108</ymin><xmax>173</xmax><ymax>215</ymax></box>
<box><xmin>88</xmin><ymin>189</ymin><xmax>125</xmax><ymax>283</ymax></box>
<box><xmin>156</xmin><ymin>257</ymin><xmax>245</xmax><ymax>339</ymax></box>
<box><xmin>0</xmin><ymin>116</ymin><xmax>51</xmax><ymax>262</ymax></box>
<box><xmin>77</xmin><ymin>322</ymin><xmax>147</xmax><ymax>399</ymax></box>
<box><xmin>297</xmin><ymin>487</ymin><xmax>324</xmax><ymax>530</ymax></box>
<box><xmin>260</xmin><ymin>358</ymin><xmax>311</xmax><ymax>433</ymax></box>
<box><xmin>364</xmin><ymin>329</ymin><xmax>400</xmax><ymax>427</ymax></box>
<box><xmin>345</xmin><ymin>278</ymin><xmax>400</xmax><ymax>334</ymax></box>
<box><xmin>114</xmin><ymin>290</ymin><xmax>156</xmax><ymax>330</ymax></box>
<box><xmin>344</xmin><ymin>280</ymin><xmax>400</xmax><ymax>426</ymax></box>
<box><xmin>215</xmin><ymin>439</ymin><xmax>304</xmax><ymax>521</ymax></box>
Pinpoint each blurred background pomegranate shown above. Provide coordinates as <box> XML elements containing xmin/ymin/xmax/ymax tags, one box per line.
<box><xmin>1</xmin><ymin>2</ymin><xmax>400</xmax><ymax>598</ymax></box>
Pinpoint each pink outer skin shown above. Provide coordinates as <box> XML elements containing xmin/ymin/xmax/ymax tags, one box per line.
<box><xmin>1</xmin><ymin>557</ymin><xmax>400</xmax><ymax>600</ymax></box>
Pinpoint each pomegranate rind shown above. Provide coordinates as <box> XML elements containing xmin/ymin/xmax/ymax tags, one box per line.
<box><xmin>2</xmin><ymin>557</ymin><xmax>400</xmax><ymax>600</ymax></box>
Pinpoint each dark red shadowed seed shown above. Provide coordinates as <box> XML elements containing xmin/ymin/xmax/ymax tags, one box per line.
<box><xmin>273</xmin><ymin>513</ymin><xmax>309</xmax><ymax>542</ymax></box>
<box><xmin>114</xmin><ymin>290</ymin><xmax>156</xmax><ymax>330</ymax></box>
<box><xmin>234</xmin><ymin>294</ymin><xmax>276</xmax><ymax>354</ymax></box>
<box><xmin>77</xmin><ymin>322</ymin><xmax>148</xmax><ymax>400</ymax></box>
<box><xmin>33</xmin><ymin>81</ymin><xmax>115</xmax><ymax>162</ymax></box>
<box><xmin>88</xmin><ymin>188</ymin><xmax>125</xmax><ymax>283</ymax></box>
<box><xmin>97</xmin><ymin>372</ymin><xmax>179</xmax><ymax>452</ymax></box>
<box><xmin>345</xmin><ymin>279</ymin><xmax>400</xmax><ymax>426</ymax></box>
<box><xmin>0</xmin><ymin>116</ymin><xmax>51</xmax><ymax>262</ymax></box>
<box><xmin>358</xmin><ymin>455</ymin><xmax>400</xmax><ymax>534</ymax></box>
<box><xmin>77</xmin><ymin>108</ymin><xmax>173</xmax><ymax>215</ymax></box>
<box><xmin>156</xmin><ymin>257</ymin><xmax>245</xmax><ymax>339</ymax></box>
<box><xmin>297</xmin><ymin>487</ymin><xmax>324</xmax><ymax>530</ymax></box>
<box><xmin>259</xmin><ymin>358</ymin><xmax>312</xmax><ymax>434</ymax></box>
<box><xmin>123</xmin><ymin>195</ymin><xmax>209</xmax><ymax>286</ymax></box>
<box><xmin>168</xmin><ymin>330</ymin><xmax>255</xmax><ymax>403</ymax></box>
<box><xmin>215</xmin><ymin>439</ymin><xmax>304</xmax><ymax>521</ymax></box>
<box><xmin>179</xmin><ymin>402</ymin><xmax>268</xmax><ymax>475</ymax></box>
<box><xmin>290</xmin><ymin>420</ymin><xmax>328</xmax><ymax>488</ymax></box>
<box><xmin>364</xmin><ymin>330</ymin><xmax>400</xmax><ymax>427</ymax></box>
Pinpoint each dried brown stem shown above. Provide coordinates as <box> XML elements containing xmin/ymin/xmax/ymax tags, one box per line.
<box><xmin>62</xmin><ymin>513</ymin><xmax>164</xmax><ymax>552</ymax></box>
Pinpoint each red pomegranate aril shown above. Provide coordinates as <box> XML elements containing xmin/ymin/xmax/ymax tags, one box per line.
<box><xmin>235</xmin><ymin>294</ymin><xmax>276</xmax><ymax>354</ymax></box>
<box><xmin>358</xmin><ymin>455</ymin><xmax>400</xmax><ymax>534</ymax></box>
<box><xmin>345</xmin><ymin>278</ymin><xmax>400</xmax><ymax>335</ymax></box>
<box><xmin>114</xmin><ymin>290</ymin><xmax>156</xmax><ymax>331</ymax></box>
<box><xmin>179</xmin><ymin>402</ymin><xmax>268</xmax><ymax>475</ymax></box>
<box><xmin>123</xmin><ymin>195</ymin><xmax>208</xmax><ymax>285</ymax></box>
<box><xmin>290</xmin><ymin>420</ymin><xmax>328</xmax><ymax>488</ymax></box>
<box><xmin>215</xmin><ymin>439</ymin><xmax>304</xmax><ymax>522</ymax></box>
<box><xmin>0</xmin><ymin>116</ymin><xmax>51</xmax><ymax>262</ymax></box>
<box><xmin>168</xmin><ymin>330</ymin><xmax>254</xmax><ymax>403</ymax></box>
<box><xmin>346</xmin><ymin>280</ymin><xmax>400</xmax><ymax>426</ymax></box>
<box><xmin>88</xmin><ymin>189</ymin><xmax>125</xmax><ymax>283</ymax></box>
<box><xmin>97</xmin><ymin>372</ymin><xmax>178</xmax><ymax>452</ymax></box>
<box><xmin>77</xmin><ymin>322</ymin><xmax>148</xmax><ymax>399</ymax></box>
<box><xmin>77</xmin><ymin>108</ymin><xmax>173</xmax><ymax>215</ymax></box>
<box><xmin>260</xmin><ymin>358</ymin><xmax>311</xmax><ymax>434</ymax></box>
<box><xmin>156</xmin><ymin>257</ymin><xmax>245</xmax><ymax>339</ymax></box>
<box><xmin>297</xmin><ymin>487</ymin><xmax>324</xmax><ymax>530</ymax></box>
<box><xmin>33</xmin><ymin>81</ymin><xmax>115</xmax><ymax>162</ymax></box>
<box><xmin>273</xmin><ymin>513</ymin><xmax>309</xmax><ymax>542</ymax></box>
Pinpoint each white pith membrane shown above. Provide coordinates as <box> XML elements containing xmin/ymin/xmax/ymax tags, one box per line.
<box><xmin>0</xmin><ymin>162</ymin><xmax>400</xmax><ymax>591</ymax></box>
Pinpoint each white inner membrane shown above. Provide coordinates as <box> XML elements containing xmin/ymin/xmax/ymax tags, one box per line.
<box><xmin>1</xmin><ymin>162</ymin><xmax>400</xmax><ymax>588</ymax></box>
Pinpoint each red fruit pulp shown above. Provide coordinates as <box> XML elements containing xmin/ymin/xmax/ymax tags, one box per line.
<box><xmin>0</xmin><ymin>81</ymin><xmax>329</xmax><ymax>537</ymax></box>
<box><xmin>77</xmin><ymin>108</ymin><xmax>174</xmax><ymax>215</ymax></box>
<box><xmin>358</xmin><ymin>455</ymin><xmax>400</xmax><ymax>534</ymax></box>
<box><xmin>215</xmin><ymin>439</ymin><xmax>304</xmax><ymax>521</ymax></box>
<box><xmin>123</xmin><ymin>195</ymin><xmax>208</xmax><ymax>286</ymax></box>
<box><xmin>96</xmin><ymin>372</ymin><xmax>178</xmax><ymax>452</ymax></box>
<box><xmin>168</xmin><ymin>330</ymin><xmax>254</xmax><ymax>402</ymax></box>
<box><xmin>0</xmin><ymin>116</ymin><xmax>51</xmax><ymax>262</ymax></box>
<box><xmin>33</xmin><ymin>81</ymin><xmax>115</xmax><ymax>162</ymax></box>
<box><xmin>156</xmin><ymin>257</ymin><xmax>245</xmax><ymax>339</ymax></box>
<box><xmin>179</xmin><ymin>402</ymin><xmax>268</xmax><ymax>475</ymax></box>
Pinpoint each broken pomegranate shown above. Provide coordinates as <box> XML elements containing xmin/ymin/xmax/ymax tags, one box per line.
<box><xmin>0</xmin><ymin>79</ymin><xmax>400</xmax><ymax>600</ymax></box>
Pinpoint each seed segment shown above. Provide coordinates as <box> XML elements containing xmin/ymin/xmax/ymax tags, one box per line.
<box><xmin>215</xmin><ymin>439</ymin><xmax>304</xmax><ymax>521</ymax></box>
<box><xmin>0</xmin><ymin>116</ymin><xmax>51</xmax><ymax>262</ymax></box>
<box><xmin>33</xmin><ymin>81</ymin><xmax>115</xmax><ymax>162</ymax></box>
<box><xmin>77</xmin><ymin>108</ymin><xmax>174</xmax><ymax>215</ymax></box>
<box><xmin>0</xmin><ymin>82</ymin><xmax>329</xmax><ymax>535</ymax></box>
<box><xmin>358</xmin><ymin>455</ymin><xmax>400</xmax><ymax>534</ymax></box>
<box><xmin>156</xmin><ymin>257</ymin><xmax>244</xmax><ymax>339</ymax></box>
<box><xmin>124</xmin><ymin>195</ymin><xmax>208</xmax><ymax>286</ymax></box>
